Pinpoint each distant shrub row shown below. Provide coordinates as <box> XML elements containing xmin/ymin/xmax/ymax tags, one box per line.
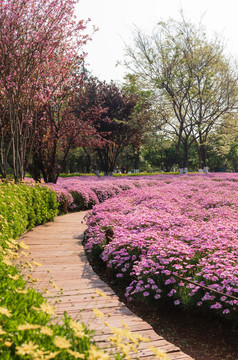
<box><xmin>58</xmin><ymin>171</ymin><xmax>179</xmax><ymax>178</ymax></box>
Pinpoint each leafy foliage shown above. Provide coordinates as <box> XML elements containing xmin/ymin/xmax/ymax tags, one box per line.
<box><xmin>0</xmin><ymin>182</ymin><xmax>58</xmax><ymax>243</ymax></box>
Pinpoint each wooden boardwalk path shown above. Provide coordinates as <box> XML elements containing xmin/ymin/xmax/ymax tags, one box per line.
<box><xmin>19</xmin><ymin>212</ymin><xmax>194</xmax><ymax>360</ymax></box>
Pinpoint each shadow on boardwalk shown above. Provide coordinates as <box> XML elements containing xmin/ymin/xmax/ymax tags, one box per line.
<box><xmin>19</xmin><ymin>212</ymin><xmax>194</xmax><ymax>360</ymax></box>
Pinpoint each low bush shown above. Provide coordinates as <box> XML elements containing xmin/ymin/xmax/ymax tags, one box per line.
<box><xmin>0</xmin><ymin>182</ymin><xmax>58</xmax><ymax>244</ymax></box>
<box><xmin>45</xmin><ymin>175</ymin><xmax>172</xmax><ymax>212</ymax></box>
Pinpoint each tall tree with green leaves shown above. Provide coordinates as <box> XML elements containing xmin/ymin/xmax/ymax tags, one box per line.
<box><xmin>124</xmin><ymin>17</ymin><xmax>238</xmax><ymax>171</ymax></box>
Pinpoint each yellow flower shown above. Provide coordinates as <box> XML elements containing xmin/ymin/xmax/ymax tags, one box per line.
<box><xmin>2</xmin><ymin>257</ymin><xmax>12</xmax><ymax>266</ymax></box>
<box><xmin>111</xmin><ymin>327</ymin><xmax>139</xmax><ymax>346</ymax></box>
<box><xmin>93</xmin><ymin>308</ymin><xmax>104</xmax><ymax>319</ymax></box>
<box><xmin>0</xmin><ymin>326</ymin><xmax>6</xmax><ymax>335</ymax></box>
<box><xmin>20</xmin><ymin>251</ymin><xmax>28</xmax><ymax>257</ymax></box>
<box><xmin>126</xmin><ymin>342</ymin><xmax>138</xmax><ymax>353</ymax></box>
<box><xmin>53</xmin><ymin>336</ymin><xmax>72</xmax><ymax>349</ymax></box>
<box><xmin>108</xmin><ymin>335</ymin><xmax>122</xmax><ymax>347</ymax></box>
<box><xmin>88</xmin><ymin>345</ymin><xmax>111</xmax><ymax>360</ymax></box>
<box><xmin>16</xmin><ymin>341</ymin><xmax>38</xmax><ymax>356</ymax></box>
<box><xmin>148</xmin><ymin>346</ymin><xmax>170</xmax><ymax>359</ymax></box>
<box><xmin>0</xmin><ymin>307</ymin><xmax>12</xmax><ymax>317</ymax></box>
<box><xmin>68</xmin><ymin>319</ymin><xmax>88</xmax><ymax>338</ymax></box>
<box><xmin>115</xmin><ymin>343</ymin><xmax>131</xmax><ymax>357</ymax></box>
<box><xmin>18</xmin><ymin>241</ymin><xmax>29</xmax><ymax>250</ymax></box>
<box><xmin>15</xmin><ymin>288</ymin><xmax>28</xmax><ymax>294</ymax></box>
<box><xmin>32</xmin><ymin>348</ymin><xmax>48</xmax><ymax>358</ymax></box>
<box><xmin>120</xmin><ymin>319</ymin><xmax>129</xmax><ymax>329</ymax></box>
<box><xmin>69</xmin><ymin>320</ymin><xmax>84</xmax><ymax>333</ymax></box>
<box><xmin>8</xmin><ymin>274</ymin><xmax>19</xmax><ymax>280</ymax></box>
<box><xmin>4</xmin><ymin>249</ymin><xmax>14</xmax><ymax>257</ymax></box>
<box><xmin>134</xmin><ymin>333</ymin><xmax>150</xmax><ymax>342</ymax></box>
<box><xmin>44</xmin><ymin>352</ymin><xmax>60</xmax><ymax>360</ymax></box>
<box><xmin>4</xmin><ymin>341</ymin><xmax>12</xmax><ymax>347</ymax></box>
<box><xmin>33</xmin><ymin>261</ymin><xmax>42</xmax><ymax>267</ymax></box>
<box><xmin>9</xmin><ymin>238</ymin><xmax>18</xmax><ymax>246</ymax></box>
<box><xmin>26</xmin><ymin>261</ymin><xmax>33</xmax><ymax>269</ymax></box>
<box><xmin>40</xmin><ymin>303</ymin><xmax>55</xmax><ymax>315</ymax></box>
<box><xmin>18</xmin><ymin>323</ymin><xmax>40</xmax><ymax>331</ymax></box>
<box><xmin>52</xmin><ymin>282</ymin><xmax>58</xmax><ymax>289</ymax></box>
<box><xmin>95</xmin><ymin>289</ymin><xmax>107</xmax><ymax>297</ymax></box>
<box><xmin>41</xmin><ymin>326</ymin><xmax>53</xmax><ymax>336</ymax></box>
<box><xmin>67</xmin><ymin>349</ymin><xmax>85</xmax><ymax>358</ymax></box>
<box><xmin>5</xmin><ymin>240</ymin><xmax>17</xmax><ymax>249</ymax></box>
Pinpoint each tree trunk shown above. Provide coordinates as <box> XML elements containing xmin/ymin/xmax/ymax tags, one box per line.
<box><xmin>133</xmin><ymin>148</ymin><xmax>140</xmax><ymax>171</ymax></box>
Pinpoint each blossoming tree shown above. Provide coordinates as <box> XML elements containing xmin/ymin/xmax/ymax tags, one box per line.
<box><xmin>0</xmin><ymin>0</ymin><xmax>91</xmax><ymax>181</ymax></box>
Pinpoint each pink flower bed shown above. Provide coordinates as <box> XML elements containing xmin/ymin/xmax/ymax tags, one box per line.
<box><xmin>43</xmin><ymin>175</ymin><xmax>172</xmax><ymax>210</ymax></box>
<box><xmin>84</xmin><ymin>174</ymin><xmax>238</xmax><ymax>320</ymax></box>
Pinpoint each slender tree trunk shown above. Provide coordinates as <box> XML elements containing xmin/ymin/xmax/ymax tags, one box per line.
<box><xmin>83</xmin><ymin>147</ymin><xmax>100</xmax><ymax>177</ymax></box>
<box><xmin>134</xmin><ymin>148</ymin><xmax>140</xmax><ymax>170</ymax></box>
<box><xmin>183</xmin><ymin>141</ymin><xmax>189</xmax><ymax>169</ymax></box>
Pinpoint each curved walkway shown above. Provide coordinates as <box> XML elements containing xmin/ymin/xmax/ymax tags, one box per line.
<box><xmin>19</xmin><ymin>212</ymin><xmax>194</xmax><ymax>360</ymax></box>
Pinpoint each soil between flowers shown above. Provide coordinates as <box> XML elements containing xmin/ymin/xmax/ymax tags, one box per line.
<box><xmin>86</xmin><ymin>255</ymin><xmax>238</xmax><ymax>360</ymax></box>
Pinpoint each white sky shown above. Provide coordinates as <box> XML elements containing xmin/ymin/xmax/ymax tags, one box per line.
<box><xmin>76</xmin><ymin>0</ymin><xmax>238</xmax><ymax>83</ymax></box>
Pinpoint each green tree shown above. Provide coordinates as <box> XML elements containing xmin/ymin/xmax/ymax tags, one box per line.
<box><xmin>208</xmin><ymin>113</ymin><xmax>238</xmax><ymax>171</ymax></box>
<box><xmin>125</xmin><ymin>17</ymin><xmax>238</xmax><ymax>172</ymax></box>
<box><xmin>74</xmin><ymin>77</ymin><xmax>151</xmax><ymax>175</ymax></box>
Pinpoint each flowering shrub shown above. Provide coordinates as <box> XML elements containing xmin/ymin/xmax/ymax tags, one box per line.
<box><xmin>84</xmin><ymin>173</ymin><xmax>238</xmax><ymax>322</ymax></box>
<box><xmin>43</xmin><ymin>175</ymin><xmax>173</xmax><ymax>211</ymax></box>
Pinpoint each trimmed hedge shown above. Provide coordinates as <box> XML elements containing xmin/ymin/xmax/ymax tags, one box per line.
<box><xmin>0</xmin><ymin>182</ymin><xmax>58</xmax><ymax>245</ymax></box>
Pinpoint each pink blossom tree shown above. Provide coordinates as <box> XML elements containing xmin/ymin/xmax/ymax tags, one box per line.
<box><xmin>0</xmin><ymin>0</ymin><xmax>91</xmax><ymax>180</ymax></box>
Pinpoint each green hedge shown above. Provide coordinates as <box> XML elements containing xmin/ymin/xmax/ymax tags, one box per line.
<box><xmin>0</xmin><ymin>182</ymin><xmax>58</xmax><ymax>246</ymax></box>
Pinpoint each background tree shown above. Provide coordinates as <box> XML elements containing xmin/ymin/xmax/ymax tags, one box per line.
<box><xmin>73</xmin><ymin>77</ymin><xmax>151</xmax><ymax>175</ymax></box>
<box><xmin>122</xmin><ymin>74</ymin><xmax>154</xmax><ymax>171</ymax></box>
<box><xmin>125</xmin><ymin>17</ymin><xmax>238</xmax><ymax>172</ymax></box>
<box><xmin>207</xmin><ymin>113</ymin><xmax>238</xmax><ymax>171</ymax></box>
<box><xmin>27</xmin><ymin>74</ymin><xmax>105</xmax><ymax>183</ymax></box>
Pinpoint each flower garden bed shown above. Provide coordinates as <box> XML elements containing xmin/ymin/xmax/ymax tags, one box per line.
<box><xmin>83</xmin><ymin>174</ymin><xmax>238</xmax><ymax>323</ymax></box>
<box><xmin>43</xmin><ymin>174</ymin><xmax>177</xmax><ymax>211</ymax></box>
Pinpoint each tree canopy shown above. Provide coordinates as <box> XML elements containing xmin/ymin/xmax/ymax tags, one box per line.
<box><xmin>124</xmin><ymin>17</ymin><xmax>238</xmax><ymax>172</ymax></box>
<box><xmin>0</xmin><ymin>0</ymin><xmax>91</xmax><ymax>181</ymax></box>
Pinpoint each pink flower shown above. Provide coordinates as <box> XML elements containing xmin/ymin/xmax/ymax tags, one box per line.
<box><xmin>154</xmin><ymin>294</ymin><xmax>161</xmax><ymax>300</ymax></box>
<box><xmin>116</xmin><ymin>273</ymin><xmax>123</xmax><ymax>278</ymax></box>
<box><xmin>210</xmin><ymin>302</ymin><xmax>222</xmax><ymax>309</ymax></box>
<box><xmin>168</xmin><ymin>289</ymin><xmax>176</xmax><ymax>297</ymax></box>
<box><xmin>223</xmin><ymin>309</ymin><xmax>230</xmax><ymax>314</ymax></box>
